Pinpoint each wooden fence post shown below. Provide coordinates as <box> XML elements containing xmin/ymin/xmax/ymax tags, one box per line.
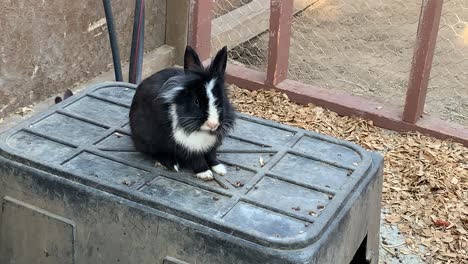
<box><xmin>403</xmin><ymin>0</ymin><xmax>443</xmax><ymax>123</ymax></box>
<box><xmin>189</xmin><ymin>0</ymin><xmax>213</xmax><ymax>61</ymax></box>
<box><xmin>265</xmin><ymin>0</ymin><xmax>294</xmax><ymax>86</ymax></box>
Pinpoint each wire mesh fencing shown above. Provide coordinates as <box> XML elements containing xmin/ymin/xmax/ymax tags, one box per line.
<box><xmin>211</xmin><ymin>0</ymin><xmax>270</xmax><ymax>70</ymax></box>
<box><xmin>213</xmin><ymin>0</ymin><xmax>254</xmax><ymax>18</ymax></box>
<box><xmin>427</xmin><ymin>0</ymin><xmax>468</xmax><ymax>126</ymax></box>
<box><xmin>209</xmin><ymin>0</ymin><xmax>467</xmax><ymax>127</ymax></box>
<box><xmin>211</xmin><ymin>0</ymin><xmax>421</xmax><ymax>104</ymax></box>
<box><xmin>287</xmin><ymin>0</ymin><xmax>422</xmax><ymax>109</ymax></box>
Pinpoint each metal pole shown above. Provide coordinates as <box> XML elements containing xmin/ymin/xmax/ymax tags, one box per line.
<box><xmin>103</xmin><ymin>0</ymin><xmax>123</xmax><ymax>82</ymax></box>
<box><xmin>129</xmin><ymin>0</ymin><xmax>145</xmax><ymax>84</ymax></box>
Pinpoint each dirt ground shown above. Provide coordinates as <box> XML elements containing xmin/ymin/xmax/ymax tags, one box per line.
<box><xmin>230</xmin><ymin>85</ymin><xmax>467</xmax><ymax>264</ymax></box>
<box><xmin>229</xmin><ymin>0</ymin><xmax>468</xmax><ymax>126</ymax></box>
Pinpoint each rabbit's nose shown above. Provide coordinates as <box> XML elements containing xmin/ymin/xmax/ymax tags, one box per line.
<box><xmin>206</xmin><ymin>121</ymin><xmax>219</xmax><ymax>131</ymax></box>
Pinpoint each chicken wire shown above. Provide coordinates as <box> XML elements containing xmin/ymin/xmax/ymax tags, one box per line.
<box><xmin>213</xmin><ymin>0</ymin><xmax>254</xmax><ymax>18</ymax></box>
<box><xmin>213</xmin><ymin>0</ymin><xmax>420</xmax><ymax>103</ymax></box>
<box><xmin>210</xmin><ymin>0</ymin><xmax>467</xmax><ymax>127</ymax></box>
<box><xmin>426</xmin><ymin>0</ymin><xmax>468</xmax><ymax>126</ymax></box>
<box><xmin>288</xmin><ymin>0</ymin><xmax>421</xmax><ymax>109</ymax></box>
<box><xmin>211</xmin><ymin>0</ymin><xmax>269</xmax><ymax>70</ymax></box>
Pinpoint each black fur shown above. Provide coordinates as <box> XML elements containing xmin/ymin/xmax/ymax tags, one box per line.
<box><xmin>129</xmin><ymin>46</ymin><xmax>235</xmax><ymax>175</ymax></box>
<box><xmin>55</xmin><ymin>89</ymin><xmax>73</xmax><ymax>104</ymax></box>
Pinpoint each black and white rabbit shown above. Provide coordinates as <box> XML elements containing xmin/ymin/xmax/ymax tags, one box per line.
<box><xmin>129</xmin><ymin>46</ymin><xmax>235</xmax><ymax>181</ymax></box>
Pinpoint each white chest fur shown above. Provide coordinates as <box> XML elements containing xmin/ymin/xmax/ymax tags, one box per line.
<box><xmin>170</xmin><ymin>105</ymin><xmax>217</xmax><ymax>152</ymax></box>
<box><xmin>173</xmin><ymin>128</ymin><xmax>217</xmax><ymax>152</ymax></box>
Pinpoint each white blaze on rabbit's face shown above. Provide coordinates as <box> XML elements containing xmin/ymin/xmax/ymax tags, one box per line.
<box><xmin>200</xmin><ymin>79</ymin><xmax>220</xmax><ymax>132</ymax></box>
<box><xmin>168</xmin><ymin>78</ymin><xmax>221</xmax><ymax>152</ymax></box>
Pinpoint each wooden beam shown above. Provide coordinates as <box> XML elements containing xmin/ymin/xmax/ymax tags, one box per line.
<box><xmin>266</xmin><ymin>0</ymin><xmax>294</xmax><ymax>85</ymax></box>
<box><xmin>189</xmin><ymin>0</ymin><xmax>213</xmax><ymax>60</ymax></box>
<box><xmin>403</xmin><ymin>0</ymin><xmax>443</xmax><ymax>123</ymax></box>
<box><xmin>212</xmin><ymin>0</ymin><xmax>269</xmax><ymax>56</ymax></box>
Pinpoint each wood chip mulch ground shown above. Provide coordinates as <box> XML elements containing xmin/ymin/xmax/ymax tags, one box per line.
<box><xmin>229</xmin><ymin>85</ymin><xmax>467</xmax><ymax>264</ymax></box>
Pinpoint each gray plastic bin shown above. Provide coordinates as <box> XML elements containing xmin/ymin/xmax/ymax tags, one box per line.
<box><xmin>0</xmin><ymin>82</ymin><xmax>383</xmax><ymax>264</ymax></box>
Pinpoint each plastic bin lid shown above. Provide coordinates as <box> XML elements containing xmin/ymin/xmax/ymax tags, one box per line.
<box><xmin>0</xmin><ymin>82</ymin><xmax>374</xmax><ymax>250</ymax></box>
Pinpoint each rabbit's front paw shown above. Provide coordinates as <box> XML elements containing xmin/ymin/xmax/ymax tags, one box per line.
<box><xmin>212</xmin><ymin>164</ymin><xmax>227</xmax><ymax>176</ymax></box>
<box><xmin>196</xmin><ymin>170</ymin><xmax>214</xmax><ymax>181</ymax></box>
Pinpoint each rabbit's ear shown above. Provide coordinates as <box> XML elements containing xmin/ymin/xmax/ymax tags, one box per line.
<box><xmin>209</xmin><ymin>46</ymin><xmax>228</xmax><ymax>77</ymax></box>
<box><xmin>184</xmin><ymin>46</ymin><xmax>203</xmax><ymax>70</ymax></box>
<box><xmin>63</xmin><ymin>89</ymin><xmax>73</xmax><ymax>99</ymax></box>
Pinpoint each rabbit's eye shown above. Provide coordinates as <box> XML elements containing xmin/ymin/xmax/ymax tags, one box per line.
<box><xmin>194</xmin><ymin>98</ymin><xmax>199</xmax><ymax>107</ymax></box>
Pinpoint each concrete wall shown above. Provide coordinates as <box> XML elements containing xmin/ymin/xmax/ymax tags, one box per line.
<box><xmin>0</xmin><ymin>0</ymin><xmax>166</xmax><ymax>117</ymax></box>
